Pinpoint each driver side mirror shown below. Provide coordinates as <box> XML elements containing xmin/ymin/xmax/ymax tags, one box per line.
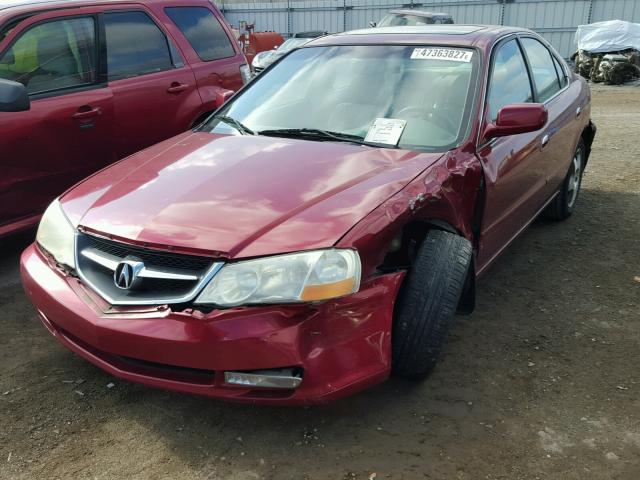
<box><xmin>483</xmin><ymin>103</ymin><xmax>547</xmax><ymax>140</ymax></box>
<box><xmin>369</xmin><ymin>21</ymin><xmax>377</xmax><ymax>27</ymax></box>
<box><xmin>214</xmin><ymin>88</ymin><xmax>235</xmax><ymax>108</ymax></box>
<box><xmin>0</xmin><ymin>78</ymin><xmax>30</xmax><ymax>112</ymax></box>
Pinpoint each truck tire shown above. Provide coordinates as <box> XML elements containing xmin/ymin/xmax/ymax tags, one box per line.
<box><xmin>544</xmin><ymin>138</ymin><xmax>585</xmax><ymax>221</ymax></box>
<box><xmin>392</xmin><ymin>229</ymin><xmax>473</xmax><ymax>379</ymax></box>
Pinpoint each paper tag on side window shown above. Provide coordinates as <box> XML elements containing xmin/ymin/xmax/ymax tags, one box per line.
<box><xmin>411</xmin><ymin>48</ymin><xmax>473</xmax><ymax>62</ymax></box>
<box><xmin>365</xmin><ymin>118</ymin><xmax>407</xmax><ymax>146</ymax></box>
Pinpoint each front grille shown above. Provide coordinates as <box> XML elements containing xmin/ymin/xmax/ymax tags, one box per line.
<box><xmin>85</xmin><ymin>234</ymin><xmax>211</xmax><ymax>272</ymax></box>
<box><xmin>75</xmin><ymin>233</ymin><xmax>223</xmax><ymax>306</ymax></box>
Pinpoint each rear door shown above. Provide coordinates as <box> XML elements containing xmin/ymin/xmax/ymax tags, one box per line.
<box><xmin>519</xmin><ymin>36</ymin><xmax>579</xmax><ymax>197</ymax></box>
<box><xmin>101</xmin><ymin>8</ymin><xmax>202</xmax><ymax>158</ymax></box>
<box><xmin>162</xmin><ymin>5</ymin><xmax>245</xmax><ymax>110</ymax></box>
<box><xmin>476</xmin><ymin>37</ymin><xmax>547</xmax><ymax>272</ymax></box>
<box><xmin>0</xmin><ymin>9</ymin><xmax>114</xmax><ymax>231</ymax></box>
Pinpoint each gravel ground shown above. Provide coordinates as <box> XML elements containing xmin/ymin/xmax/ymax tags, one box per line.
<box><xmin>0</xmin><ymin>86</ymin><xmax>639</xmax><ymax>480</ymax></box>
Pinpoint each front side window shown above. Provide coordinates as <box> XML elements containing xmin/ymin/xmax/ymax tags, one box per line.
<box><xmin>0</xmin><ymin>17</ymin><xmax>96</xmax><ymax>95</ymax></box>
<box><xmin>521</xmin><ymin>37</ymin><xmax>561</xmax><ymax>102</ymax></box>
<box><xmin>104</xmin><ymin>11</ymin><xmax>173</xmax><ymax>80</ymax></box>
<box><xmin>487</xmin><ymin>39</ymin><xmax>533</xmax><ymax>121</ymax></box>
<box><xmin>201</xmin><ymin>45</ymin><xmax>478</xmax><ymax>151</ymax></box>
<box><xmin>165</xmin><ymin>7</ymin><xmax>234</xmax><ymax>61</ymax></box>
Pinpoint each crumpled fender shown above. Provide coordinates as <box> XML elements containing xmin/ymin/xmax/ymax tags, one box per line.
<box><xmin>336</xmin><ymin>150</ymin><xmax>483</xmax><ymax>278</ymax></box>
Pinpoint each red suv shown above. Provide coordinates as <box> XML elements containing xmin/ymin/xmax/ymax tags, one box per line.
<box><xmin>0</xmin><ymin>0</ymin><xmax>249</xmax><ymax>237</ymax></box>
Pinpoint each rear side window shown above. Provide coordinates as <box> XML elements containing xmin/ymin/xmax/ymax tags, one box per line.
<box><xmin>521</xmin><ymin>37</ymin><xmax>562</xmax><ymax>102</ymax></box>
<box><xmin>165</xmin><ymin>6</ymin><xmax>234</xmax><ymax>61</ymax></box>
<box><xmin>104</xmin><ymin>11</ymin><xmax>173</xmax><ymax>80</ymax></box>
<box><xmin>0</xmin><ymin>17</ymin><xmax>96</xmax><ymax>95</ymax></box>
<box><xmin>487</xmin><ymin>39</ymin><xmax>533</xmax><ymax>121</ymax></box>
<box><xmin>553</xmin><ymin>55</ymin><xmax>567</xmax><ymax>88</ymax></box>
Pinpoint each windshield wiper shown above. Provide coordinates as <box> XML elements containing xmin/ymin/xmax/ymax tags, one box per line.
<box><xmin>258</xmin><ymin>128</ymin><xmax>397</xmax><ymax>148</ymax></box>
<box><xmin>213</xmin><ymin>115</ymin><xmax>256</xmax><ymax>136</ymax></box>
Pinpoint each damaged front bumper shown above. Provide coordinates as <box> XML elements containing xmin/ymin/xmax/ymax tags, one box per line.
<box><xmin>20</xmin><ymin>244</ymin><xmax>404</xmax><ymax>405</ymax></box>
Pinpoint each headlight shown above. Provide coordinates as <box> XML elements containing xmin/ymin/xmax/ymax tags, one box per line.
<box><xmin>251</xmin><ymin>51</ymin><xmax>271</xmax><ymax>70</ymax></box>
<box><xmin>36</xmin><ymin>199</ymin><xmax>76</xmax><ymax>269</ymax></box>
<box><xmin>195</xmin><ymin>249</ymin><xmax>361</xmax><ymax>307</ymax></box>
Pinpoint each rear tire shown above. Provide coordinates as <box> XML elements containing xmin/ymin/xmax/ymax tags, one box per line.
<box><xmin>544</xmin><ymin>138</ymin><xmax>585</xmax><ymax>221</ymax></box>
<box><xmin>392</xmin><ymin>229</ymin><xmax>473</xmax><ymax>379</ymax></box>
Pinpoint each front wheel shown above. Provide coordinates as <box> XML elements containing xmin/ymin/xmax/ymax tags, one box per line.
<box><xmin>392</xmin><ymin>229</ymin><xmax>473</xmax><ymax>379</ymax></box>
<box><xmin>544</xmin><ymin>138</ymin><xmax>585</xmax><ymax>220</ymax></box>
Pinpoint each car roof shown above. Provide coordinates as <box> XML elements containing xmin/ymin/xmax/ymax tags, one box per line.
<box><xmin>0</xmin><ymin>0</ymin><xmax>205</xmax><ymax>20</ymax></box>
<box><xmin>306</xmin><ymin>24</ymin><xmax>532</xmax><ymax>49</ymax></box>
<box><xmin>387</xmin><ymin>9</ymin><xmax>452</xmax><ymax>18</ymax></box>
<box><xmin>0</xmin><ymin>0</ymin><xmax>105</xmax><ymax>12</ymax></box>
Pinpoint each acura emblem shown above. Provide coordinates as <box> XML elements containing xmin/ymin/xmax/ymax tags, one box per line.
<box><xmin>114</xmin><ymin>258</ymin><xmax>145</xmax><ymax>290</ymax></box>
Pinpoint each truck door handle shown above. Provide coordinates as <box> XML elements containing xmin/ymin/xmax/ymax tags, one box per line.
<box><xmin>72</xmin><ymin>106</ymin><xmax>101</xmax><ymax>119</ymax></box>
<box><xmin>167</xmin><ymin>82</ymin><xmax>189</xmax><ymax>94</ymax></box>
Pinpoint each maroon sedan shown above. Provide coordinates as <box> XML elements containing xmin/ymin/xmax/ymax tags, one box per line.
<box><xmin>21</xmin><ymin>25</ymin><xmax>596</xmax><ymax>405</ymax></box>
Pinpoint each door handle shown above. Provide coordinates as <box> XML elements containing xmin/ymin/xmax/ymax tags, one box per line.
<box><xmin>167</xmin><ymin>82</ymin><xmax>189</xmax><ymax>94</ymax></box>
<box><xmin>541</xmin><ymin>134</ymin><xmax>550</xmax><ymax>148</ymax></box>
<box><xmin>576</xmin><ymin>106</ymin><xmax>582</xmax><ymax>117</ymax></box>
<box><xmin>72</xmin><ymin>106</ymin><xmax>101</xmax><ymax>119</ymax></box>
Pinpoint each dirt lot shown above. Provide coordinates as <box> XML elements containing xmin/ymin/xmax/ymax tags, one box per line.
<box><xmin>1</xmin><ymin>86</ymin><xmax>639</xmax><ymax>480</ymax></box>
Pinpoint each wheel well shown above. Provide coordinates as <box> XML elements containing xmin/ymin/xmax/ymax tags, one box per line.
<box><xmin>581</xmin><ymin>121</ymin><xmax>596</xmax><ymax>165</ymax></box>
<box><xmin>379</xmin><ymin>220</ymin><xmax>475</xmax><ymax>314</ymax></box>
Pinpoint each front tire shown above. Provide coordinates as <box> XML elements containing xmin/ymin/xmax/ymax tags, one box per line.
<box><xmin>544</xmin><ymin>138</ymin><xmax>585</xmax><ymax>220</ymax></box>
<box><xmin>392</xmin><ymin>230</ymin><xmax>473</xmax><ymax>379</ymax></box>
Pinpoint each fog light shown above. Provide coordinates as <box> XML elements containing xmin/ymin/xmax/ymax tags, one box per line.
<box><xmin>224</xmin><ymin>368</ymin><xmax>302</xmax><ymax>389</ymax></box>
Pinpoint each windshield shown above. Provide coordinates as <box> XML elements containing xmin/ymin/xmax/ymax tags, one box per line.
<box><xmin>378</xmin><ymin>14</ymin><xmax>453</xmax><ymax>27</ymax></box>
<box><xmin>201</xmin><ymin>45</ymin><xmax>478</xmax><ymax>151</ymax></box>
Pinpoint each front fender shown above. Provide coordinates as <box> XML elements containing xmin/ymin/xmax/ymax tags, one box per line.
<box><xmin>337</xmin><ymin>150</ymin><xmax>483</xmax><ymax>279</ymax></box>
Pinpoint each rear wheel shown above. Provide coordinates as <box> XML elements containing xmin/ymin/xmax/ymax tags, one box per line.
<box><xmin>392</xmin><ymin>229</ymin><xmax>473</xmax><ymax>379</ymax></box>
<box><xmin>544</xmin><ymin>138</ymin><xmax>585</xmax><ymax>220</ymax></box>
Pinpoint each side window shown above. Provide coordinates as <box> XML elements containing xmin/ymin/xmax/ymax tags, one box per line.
<box><xmin>487</xmin><ymin>39</ymin><xmax>533</xmax><ymax>121</ymax></box>
<box><xmin>165</xmin><ymin>7</ymin><xmax>235</xmax><ymax>61</ymax></box>
<box><xmin>104</xmin><ymin>11</ymin><xmax>173</xmax><ymax>80</ymax></box>
<box><xmin>521</xmin><ymin>37</ymin><xmax>562</xmax><ymax>102</ymax></box>
<box><xmin>0</xmin><ymin>17</ymin><xmax>96</xmax><ymax>95</ymax></box>
<box><xmin>553</xmin><ymin>55</ymin><xmax>567</xmax><ymax>88</ymax></box>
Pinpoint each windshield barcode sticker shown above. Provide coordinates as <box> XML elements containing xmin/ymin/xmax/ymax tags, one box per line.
<box><xmin>411</xmin><ymin>48</ymin><xmax>473</xmax><ymax>62</ymax></box>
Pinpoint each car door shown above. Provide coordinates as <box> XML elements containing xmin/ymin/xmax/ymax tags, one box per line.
<box><xmin>519</xmin><ymin>36</ymin><xmax>579</xmax><ymax>198</ymax></box>
<box><xmin>101</xmin><ymin>8</ymin><xmax>202</xmax><ymax>159</ymax></box>
<box><xmin>162</xmin><ymin>5</ymin><xmax>246</xmax><ymax>105</ymax></box>
<box><xmin>0</xmin><ymin>9</ymin><xmax>114</xmax><ymax>231</ymax></box>
<box><xmin>476</xmin><ymin>37</ymin><xmax>549</xmax><ymax>272</ymax></box>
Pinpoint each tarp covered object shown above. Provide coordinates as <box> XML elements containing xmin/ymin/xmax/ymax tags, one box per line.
<box><xmin>575</xmin><ymin>20</ymin><xmax>640</xmax><ymax>53</ymax></box>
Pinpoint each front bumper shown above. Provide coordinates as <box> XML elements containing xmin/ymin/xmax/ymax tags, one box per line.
<box><xmin>21</xmin><ymin>244</ymin><xmax>404</xmax><ymax>405</ymax></box>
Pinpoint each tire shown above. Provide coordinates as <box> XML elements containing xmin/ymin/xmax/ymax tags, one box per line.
<box><xmin>392</xmin><ymin>229</ymin><xmax>473</xmax><ymax>379</ymax></box>
<box><xmin>544</xmin><ymin>138</ymin><xmax>585</xmax><ymax>221</ymax></box>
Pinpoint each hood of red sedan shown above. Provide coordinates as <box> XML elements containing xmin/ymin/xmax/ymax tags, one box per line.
<box><xmin>61</xmin><ymin>132</ymin><xmax>442</xmax><ymax>258</ymax></box>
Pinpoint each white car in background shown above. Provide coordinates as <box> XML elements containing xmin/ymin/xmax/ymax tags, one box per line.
<box><xmin>371</xmin><ymin>9</ymin><xmax>454</xmax><ymax>27</ymax></box>
<box><xmin>251</xmin><ymin>31</ymin><xmax>326</xmax><ymax>74</ymax></box>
